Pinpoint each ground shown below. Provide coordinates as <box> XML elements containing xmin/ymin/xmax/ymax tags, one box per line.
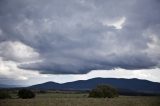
<box><xmin>0</xmin><ymin>93</ymin><xmax>160</xmax><ymax>106</ymax></box>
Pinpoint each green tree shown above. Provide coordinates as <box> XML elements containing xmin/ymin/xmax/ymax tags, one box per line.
<box><xmin>0</xmin><ymin>91</ymin><xmax>11</xmax><ymax>99</ymax></box>
<box><xmin>18</xmin><ymin>89</ymin><xmax>35</xmax><ymax>99</ymax></box>
<box><xmin>89</xmin><ymin>85</ymin><xmax>119</xmax><ymax>98</ymax></box>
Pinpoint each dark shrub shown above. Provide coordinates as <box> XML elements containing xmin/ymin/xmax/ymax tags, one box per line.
<box><xmin>39</xmin><ymin>90</ymin><xmax>47</xmax><ymax>93</ymax></box>
<box><xmin>18</xmin><ymin>89</ymin><xmax>35</xmax><ymax>99</ymax></box>
<box><xmin>0</xmin><ymin>91</ymin><xmax>11</xmax><ymax>99</ymax></box>
<box><xmin>89</xmin><ymin>85</ymin><xmax>119</xmax><ymax>98</ymax></box>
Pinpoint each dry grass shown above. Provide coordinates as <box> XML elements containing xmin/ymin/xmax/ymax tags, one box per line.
<box><xmin>0</xmin><ymin>93</ymin><xmax>160</xmax><ymax>106</ymax></box>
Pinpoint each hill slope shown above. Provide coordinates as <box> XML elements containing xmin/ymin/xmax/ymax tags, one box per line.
<box><xmin>29</xmin><ymin>78</ymin><xmax>160</xmax><ymax>94</ymax></box>
<box><xmin>0</xmin><ymin>84</ymin><xmax>23</xmax><ymax>88</ymax></box>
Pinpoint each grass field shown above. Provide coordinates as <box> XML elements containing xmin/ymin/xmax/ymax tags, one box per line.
<box><xmin>0</xmin><ymin>93</ymin><xmax>160</xmax><ymax>106</ymax></box>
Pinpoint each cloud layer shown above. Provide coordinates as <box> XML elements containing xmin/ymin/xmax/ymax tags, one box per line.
<box><xmin>0</xmin><ymin>0</ymin><xmax>160</xmax><ymax>75</ymax></box>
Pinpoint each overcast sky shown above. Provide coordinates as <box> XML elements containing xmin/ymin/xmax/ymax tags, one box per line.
<box><xmin>0</xmin><ymin>0</ymin><xmax>160</xmax><ymax>85</ymax></box>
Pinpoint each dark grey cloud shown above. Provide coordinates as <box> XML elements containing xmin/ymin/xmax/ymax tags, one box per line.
<box><xmin>0</xmin><ymin>0</ymin><xmax>160</xmax><ymax>74</ymax></box>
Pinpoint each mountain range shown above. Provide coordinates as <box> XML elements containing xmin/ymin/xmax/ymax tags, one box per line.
<box><xmin>29</xmin><ymin>78</ymin><xmax>160</xmax><ymax>95</ymax></box>
<box><xmin>0</xmin><ymin>84</ymin><xmax>23</xmax><ymax>88</ymax></box>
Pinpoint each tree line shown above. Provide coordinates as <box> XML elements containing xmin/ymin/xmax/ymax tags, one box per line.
<box><xmin>0</xmin><ymin>84</ymin><xmax>118</xmax><ymax>99</ymax></box>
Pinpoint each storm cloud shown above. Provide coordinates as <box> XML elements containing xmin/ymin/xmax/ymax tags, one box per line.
<box><xmin>0</xmin><ymin>0</ymin><xmax>160</xmax><ymax>74</ymax></box>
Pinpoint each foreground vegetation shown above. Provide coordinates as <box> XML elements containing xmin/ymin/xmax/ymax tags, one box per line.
<box><xmin>0</xmin><ymin>92</ymin><xmax>160</xmax><ymax>106</ymax></box>
<box><xmin>89</xmin><ymin>85</ymin><xmax>118</xmax><ymax>98</ymax></box>
<box><xmin>18</xmin><ymin>89</ymin><xmax>35</xmax><ymax>99</ymax></box>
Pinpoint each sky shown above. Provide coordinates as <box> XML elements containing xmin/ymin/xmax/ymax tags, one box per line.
<box><xmin>0</xmin><ymin>0</ymin><xmax>160</xmax><ymax>86</ymax></box>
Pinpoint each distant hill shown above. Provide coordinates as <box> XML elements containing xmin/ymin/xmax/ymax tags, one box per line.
<box><xmin>0</xmin><ymin>84</ymin><xmax>22</xmax><ymax>88</ymax></box>
<box><xmin>29</xmin><ymin>78</ymin><xmax>160</xmax><ymax>95</ymax></box>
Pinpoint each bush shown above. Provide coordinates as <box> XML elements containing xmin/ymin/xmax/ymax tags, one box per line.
<box><xmin>0</xmin><ymin>91</ymin><xmax>11</xmax><ymax>99</ymax></box>
<box><xmin>39</xmin><ymin>90</ymin><xmax>47</xmax><ymax>93</ymax></box>
<box><xmin>89</xmin><ymin>85</ymin><xmax>119</xmax><ymax>98</ymax></box>
<box><xmin>18</xmin><ymin>89</ymin><xmax>35</xmax><ymax>99</ymax></box>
